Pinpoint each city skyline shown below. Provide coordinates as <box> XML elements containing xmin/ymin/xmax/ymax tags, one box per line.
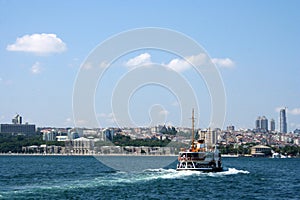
<box><xmin>0</xmin><ymin>110</ymin><xmax>297</xmax><ymax>134</ymax></box>
<box><xmin>1</xmin><ymin>1</ymin><xmax>300</xmax><ymax>130</ymax></box>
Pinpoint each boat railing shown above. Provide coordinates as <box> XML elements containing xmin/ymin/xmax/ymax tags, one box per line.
<box><xmin>178</xmin><ymin>155</ymin><xmax>206</xmax><ymax>161</ymax></box>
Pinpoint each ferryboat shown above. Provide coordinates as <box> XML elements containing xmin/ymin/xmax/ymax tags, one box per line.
<box><xmin>176</xmin><ymin>110</ymin><xmax>223</xmax><ymax>172</ymax></box>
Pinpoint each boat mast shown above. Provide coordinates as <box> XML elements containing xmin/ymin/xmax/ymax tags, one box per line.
<box><xmin>191</xmin><ymin>109</ymin><xmax>195</xmax><ymax>150</ymax></box>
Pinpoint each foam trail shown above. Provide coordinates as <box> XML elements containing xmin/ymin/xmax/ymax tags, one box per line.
<box><xmin>141</xmin><ymin>168</ymin><xmax>206</xmax><ymax>180</ymax></box>
<box><xmin>207</xmin><ymin>168</ymin><xmax>250</xmax><ymax>177</ymax></box>
<box><xmin>142</xmin><ymin>167</ymin><xmax>249</xmax><ymax>180</ymax></box>
<box><xmin>222</xmin><ymin>168</ymin><xmax>250</xmax><ymax>175</ymax></box>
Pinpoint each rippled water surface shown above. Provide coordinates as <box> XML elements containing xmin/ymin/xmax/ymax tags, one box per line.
<box><xmin>0</xmin><ymin>156</ymin><xmax>299</xmax><ymax>199</ymax></box>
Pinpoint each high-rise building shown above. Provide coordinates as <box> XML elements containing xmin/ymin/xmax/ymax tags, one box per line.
<box><xmin>12</xmin><ymin>114</ymin><xmax>22</xmax><ymax>124</ymax></box>
<box><xmin>270</xmin><ymin>119</ymin><xmax>275</xmax><ymax>132</ymax></box>
<box><xmin>103</xmin><ymin>128</ymin><xmax>114</xmax><ymax>141</ymax></box>
<box><xmin>260</xmin><ymin>116</ymin><xmax>268</xmax><ymax>132</ymax></box>
<box><xmin>255</xmin><ymin>116</ymin><xmax>268</xmax><ymax>132</ymax></box>
<box><xmin>279</xmin><ymin>108</ymin><xmax>287</xmax><ymax>133</ymax></box>
<box><xmin>255</xmin><ymin>117</ymin><xmax>261</xmax><ymax>130</ymax></box>
<box><xmin>226</xmin><ymin>125</ymin><xmax>235</xmax><ymax>132</ymax></box>
<box><xmin>0</xmin><ymin>114</ymin><xmax>36</xmax><ymax>135</ymax></box>
<box><xmin>203</xmin><ymin>128</ymin><xmax>219</xmax><ymax>148</ymax></box>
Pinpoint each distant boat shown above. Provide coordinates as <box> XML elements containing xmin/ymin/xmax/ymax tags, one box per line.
<box><xmin>176</xmin><ymin>109</ymin><xmax>223</xmax><ymax>172</ymax></box>
<box><xmin>272</xmin><ymin>152</ymin><xmax>287</xmax><ymax>158</ymax></box>
<box><xmin>221</xmin><ymin>154</ymin><xmax>239</xmax><ymax>158</ymax></box>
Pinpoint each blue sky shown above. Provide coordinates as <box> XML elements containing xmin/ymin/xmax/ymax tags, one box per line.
<box><xmin>0</xmin><ymin>0</ymin><xmax>299</xmax><ymax>131</ymax></box>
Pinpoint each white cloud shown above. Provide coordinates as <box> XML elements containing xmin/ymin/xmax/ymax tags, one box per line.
<box><xmin>212</xmin><ymin>58</ymin><xmax>235</xmax><ymax>68</ymax></box>
<box><xmin>98</xmin><ymin>113</ymin><xmax>107</xmax><ymax>118</ymax></box>
<box><xmin>65</xmin><ymin>118</ymin><xmax>72</xmax><ymax>123</ymax></box>
<box><xmin>99</xmin><ymin>61</ymin><xmax>108</xmax><ymax>68</ymax></box>
<box><xmin>75</xmin><ymin>119</ymin><xmax>88</xmax><ymax>126</ymax></box>
<box><xmin>186</xmin><ymin>53</ymin><xmax>209</xmax><ymax>66</ymax></box>
<box><xmin>288</xmin><ymin>108</ymin><xmax>300</xmax><ymax>115</ymax></box>
<box><xmin>30</xmin><ymin>62</ymin><xmax>42</xmax><ymax>74</ymax></box>
<box><xmin>98</xmin><ymin>112</ymin><xmax>116</xmax><ymax>124</ymax></box>
<box><xmin>275</xmin><ymin>107</ymin><xmax>300</xmax><ymax>115</ymax></box>
<box><xmin>159</xmin><ymin>110</ymin><xmax>169</xmax><ymax>116</ymax></box>
<box><xmin>165</xmin><ymin>53</ymin><xmax>209</xmax><ymax>72</ymax></box>
<box><xmin>125</xmin><ymin>53</ymin><xmax>151</xmax><ymax>68</ymax></box>
<box><xmin>68</xmin><ymin>57</ymin><xmax>80</xmax><ymax>68</ymax></box>
<box><xmin>7</xmin><ymin>33</ymin><xmax>67</xmax><ymax>55</ymax></box>
<box><xmin>171</xmin><ymin>101</ymin><xmax>179</xmax><ymax>107</ymax></box>
<box><xmin>3</xmin><ymin>79</ymin><xmax>13</xmax><ymax>86</ymax></box>
<box><xmin>124</xmin><ymin>53</ymin><xmax>234</xmax><ymax>72</ymax></box>
<box><xmin>165</xmin><ymin>57</ymin><xmax>191</xmax><ymax>72</ymax></box>
<box><xmin>275</xmin><ymin>107</ymin><xmax>284</xmax><ymax>113</ymax></box>
<box><xmin>290</xmin><ymin>123</ymin><xmax>300</xmax><ymax>129</ymax></box>
<box><xmin>81</xmin><ymin>61</ymin><xmax>109</xmax><ymax>70</ymax></box>
<box><xmin>82</xmin><ymin>62</ymin><xmax>93</xmax><ymax>70</ymax></box>
<box><xmin>64</xmin><ymin>117</ymin><xmax>74</xmax><ymax>126</ymax></box>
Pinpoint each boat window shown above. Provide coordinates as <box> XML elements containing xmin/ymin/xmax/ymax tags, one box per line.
<box><xmin>206</xmin><ymin>154</ymin><xmax>212</xmax><ymax>158</ymax></box>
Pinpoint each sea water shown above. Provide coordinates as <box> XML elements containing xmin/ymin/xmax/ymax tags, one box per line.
<box><xmin>0</xmin><ymin>156</ymin><xmax>299</xmax><ymax>199</ymax></box>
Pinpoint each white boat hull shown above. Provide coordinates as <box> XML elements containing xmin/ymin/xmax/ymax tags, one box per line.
<box><xmin>176</xmin><ymin>167</ymin><xmax>223</xmax><ymax>172</ymax></box>
<box><xmin>176</xmin><ymin>151</ymin><xmax>223</xmax><ymax>172</ymax></box>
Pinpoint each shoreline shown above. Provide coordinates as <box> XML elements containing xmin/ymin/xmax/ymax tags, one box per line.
<box><xmin>0</xmin><ymin>153</ymin><xmax>178</xmax><ymax>157</ymax></box>
<box><xmin>3</xmin><ymin>153</ymin><xmax>295</xmax><ymax>158</ymax></box>
<box><xmin>0</xmin><ymin>153</ymin><xmax>253</xmax><ymax>158</ymax></box>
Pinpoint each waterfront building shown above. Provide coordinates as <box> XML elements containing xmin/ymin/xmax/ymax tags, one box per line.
<box><xmin>279</xmin><ymin>108</ymin><xmax>287</xmax><ymax>133</ymax></box>
<box><xmin>22</xmin><ymin>145</ymin><xmax>63</xmax><ymax>154</ymax></box>
<box><xmin>65</xmin><ymin>137</ymin><xmax>94</xmax><ymax>155</ymax></box>
<box><xmin>251</xmin><ymin>145</ymin><xmax>272</xmax><ymax>157</ymax></box>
